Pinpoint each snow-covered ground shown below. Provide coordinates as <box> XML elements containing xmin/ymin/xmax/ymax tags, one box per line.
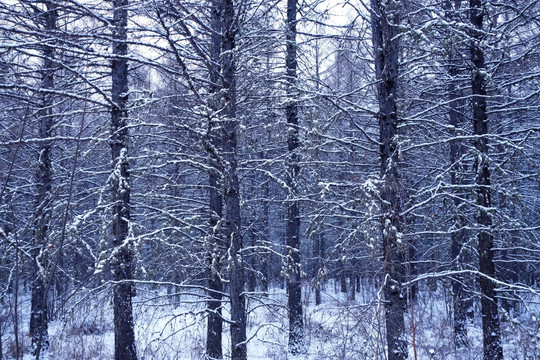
<box><xmin>3</xmin><ymin>282</ymin><xmax>539</xmax><ymax>359</ymax></box>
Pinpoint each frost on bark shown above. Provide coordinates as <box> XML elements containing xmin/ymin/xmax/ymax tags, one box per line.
<box><xmin>370</xmin><ymin>0</ymin><xmax>407</xmax><ymax>359</ymax></box>
<box><xmin>30</xmin><ymin>1</ymin><xmax>57</xmax><ymax>356</ymax></box>
<box><xmin>285</xmin><ymin>0</ymin><xmax>306</xmax><ymax>355</ymax></box>
<box><xmin>469</xmin><ymin>1</ymin><xmax>503</xmax><ymax>359</ymax></box>
<box><xmin>110</xmin><ymin>1</ymin><xmax>137</xmax><ymax>360</ymax></box>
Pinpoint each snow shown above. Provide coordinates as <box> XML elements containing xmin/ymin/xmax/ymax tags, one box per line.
<box><xmin>3</xmin><ymin>282</ymin><xmax>540</xmax><ymax>359</ymax></box>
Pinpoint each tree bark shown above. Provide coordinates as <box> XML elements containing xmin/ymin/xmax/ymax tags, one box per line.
<box><xmin>261</xmin><ymin>178</ymin><xmax>270</xmax><ymax>295</ymax></box>
<box><xmin>247</xmin><ymin>228</ymin><xmax>257</xmax><ymax>293</ymax></box>
<box><xmin>370</xmin><ymin>1</ymin><xmax>407</xmax><ymax>359</ymax></box>
<box><xmin>206</xmin><ymin>155</ymin><xmax>224</xmax><ymax>360</ymax></box>
<box><xmin>30</xmin><ymin>2</ymin><xmax>57</xmax><ymax>356</ymax></box>
<box><xmin>443</xmin><ymin>0</ymin><xmax>472</xmax><ymax>349</ymax></box>
<box><xmin>285</xmin><ymin>0</ymin><xmax>306</xmax><ymax>355</ymax></box>
<box><xmin>205</xmin><ymin>2</ymin><xmax>224</xmax><ymax>358</ymax></box>
<box><xmin>469</xmin><ymin>1</ymin><xmax>503</xmax><ymax>359</ymax></box>
<box><xmin>220</xmin><ymin>1</ymin><xmax>247</xmax><ymax>359</ymax></box>
<box><xmin>110</xmin><ymin>1</ymin><xmax>137</xmax><ymax>360</ymax></box>
<box><xmin>340</xmin><ymin>273</ymin><xmax>347</xmax><ymax>294</ymax></box>
<box><xmin>314</xmin><ymin>232</ymin><xmax>322</xmax><ymax>306</ymax></box>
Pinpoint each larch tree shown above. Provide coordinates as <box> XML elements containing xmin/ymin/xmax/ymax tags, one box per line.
<box><xmin>219</xmin><ymin>1</ymin><xmax>247</xmax><ymax>357</ymax></box>
<box><xmin>442</xmin><ymin>0</ymin><xmax>473</xmax><ymax>348</ymax></box>
<box><xmin>110</xmin><ymin>1</ymin><xmax>138</xmax><ymax>359</ymax></box>
<box><xmin>206</xmin><ymin>1</ymin><xmax>225</xmax><ymax>358</ymax></box>
<box><xmin>469</xmin><ymin>0</ymin><xmax>503</xmax><ymax>358</ymax></box>
<box><xmin>30</xmin><ymin>1</ymin><xmax>58</xmax><ymax>356</ymax></box>
<box><xmin>284</xmin><ymin>0</ymin><xmax>306</xmax><ymax>355</ymax></box>
<box><xmin>1</xmin><ymin>0</ymin><xmax>540</xmax><ymax>358</ymax></box>
<box><xmin>370</xmin><ymin>0</ymin><xmax>408</xmax><ymax>359</ymax></box>
<box><xmin>148</xmin><ymin>0</ymin><xmax>248</xmax><ymax>357</ymax></box>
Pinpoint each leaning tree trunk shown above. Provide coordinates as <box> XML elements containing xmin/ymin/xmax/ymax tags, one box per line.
<box><xmin>370</xmin><ymin>1</ymin><xmax>407</xmax><ymax>359</ymax></box>
<box><xmin>469</xmin><ymin>1</ymin><xmax>503</xmax><ymax>359</ymax></box>
<box><xmin>30</xmin><ymin>2</ymin><xmax>57</xmax><ymax>357</ymax></box>
<box><xmin>285</xmin><ymin>0</ymin><xmax>306</xmax><ymax>355</ymax></box>
<box><xmin>110</xmin><ymin>1</ymin><xmax>137</xmax><ymax>360</ymax></box>
<box><xmin>220</xmin><ymin>1</ymin><xmax>247</xmax><ymax>359</ymax></box>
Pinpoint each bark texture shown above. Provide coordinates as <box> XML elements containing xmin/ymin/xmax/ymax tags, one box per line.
<box><xmin>469</xmin><ymin>1</ymin><xmax>503</xmax><ymax>359</ymax></box>
<box><xmin>370</xmin><ymin>1</ymin><xmax>407</xmax><ymax>359</ymax></box>
<box><xmin>110</xmin><ymin>1</ymin><xmax>137</xmax><ymax>360</ymax></box>
<box><xmin>30</xmin><ymin>2</ymin><xmax>57</xmax><ymax>356</ymax></box>
<box><xmin>205</xmin><ymin>2</ymin><xmax>224</xmax><ymax>358</ymax></box>
<box><xmin>313</xmin><ymin>233</ymin><xmax>323</xmax><ymax>306</ymax></box>
<box><xmin>285</xmin><ymin>0</ymin><xmax>306</xmax><ymax>354</ymax></box>
<box><xmin>443</xmin><ymin>0</ymin><xmax>472</xmax><ymax>349</ymax></box>
<box><xmin>220</xmin><ymin>1</ymin><xmax>247</xmax><ymax>358</ymax></box>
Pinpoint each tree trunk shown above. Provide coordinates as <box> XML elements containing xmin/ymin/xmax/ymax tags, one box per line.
<box><xmin>469</xmin><ymin>1</ymin><xmax>503</xmax><ymax>359</ymax></box>
<box><xmin>261</xmin><ymin>179</ymin><xmax>270</xmax><ymax>295</ymax></box>
<box><xmin>443</xmin><ymin>0</ymin><xmax>472</xmax><ymax>349</ymax></box>
<box><xmin>206</xmin><ymin>162</ymin><xmax>223</xmax><ymax>360</ymax></box>
<box><xmin>220</xmin><ymin>1</ymin><xmax>247</xmax><ymax>359</ymax></box>
<box><xmin>30</xmin><ymin>2</ymin><xmax>57</xmax><ymax>356</ymax></box>
<box><xmin>350</xmin><ymin>276</ymin><xmax>356</xmax><ymax>301</ymax></box>
<box><xmin>313</xmin><ymin>42</ymin><xmax>322</xmax><ymax>307</ymax></box>
<box><xmin>205</xmin><ymin>2</ymin><xmax>224</xmax><ymax>358</ymax></box>
<box><xmin>110</xmin><ymin>1</ymin><xmax>137</xmax><ymax>360</ymax></box>
<box><xmin>285</xmin><ymin>0</ymin><xmax>306</xmax><ymax>355</ymax></box>
<box><xmin>314</xmin><ymin>232</ymin><xmax>322</xmax><ymax>306</ymax></box>
<box><xmin>370</xmin><ymin>1</ymin><xmax>407</xmax><ymax>359</ymax></box>
<box><xmin>340</xmin><ymin>274</ymin><xmax>347</xmax><ymax>294</ymax></box>
<box><xmin>247</xmin><ymin>230</ymin><xmax>257</xmax><ymax>293</ymax></box>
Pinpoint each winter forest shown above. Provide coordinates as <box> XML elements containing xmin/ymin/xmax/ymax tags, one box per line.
<box><xmin>0</xmin><ymin>0</ymin><xmax>539</xmax><ymax>359</ymax></box>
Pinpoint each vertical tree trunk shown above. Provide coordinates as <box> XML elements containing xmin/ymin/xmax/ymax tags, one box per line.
<box><xmin>340</xmin><ymin>273</ymin><xmax>347</xmax><ymax>294</ymax></box>
<box><xmin>285</xmin><ymin>0</ymin><xmax>305</xmax><ymax>354</ymax></box>
<box><xmin>449</xmin><ymin>82</ymin><xmax>471</xmax><ymax>348</ymax></box>
<box><xmin>261</xmin><ymin>178</ymin><xmax>270</xmax><ymax>295</ymax></box>
<box><xmin>30</xmin><ymin>2</ymin><xmax>57</xmax><ymax>356</ymax></box>
<box><xmin>110</xmin><ymin>1</ymin><xmax>137</xmax><ymax>360</ymax></box>
<box><xmin>469</xmin><ymin>1</ymin><xmax>503</xmax><ymax>359</ymax></box>
<box><xmin>314</xmin><ymin>232</ymin><xmax>322</xmax><ymax>306</ymax></box>
<box><xmin>443</xmin><ymin>0</ymin><xmax>472</xmax><ymax>349</ymax></box>
<box><xmin>220</xmin><ymin>1</ymin><xmax>247</xmax><ymax>359</ymax></box>
<box><xmin>312</xmin><ymin>35</ymin><xmax>322</xmax><ymax>308</ymax></box>
<box><xmin>370</xmin><ymin>1</ymin><xmax>407</xmax><ymax>359</ymax></box>
<box><xmin>247</xmin><ymin>229</ymin><xmax>257</xmax><ymax>293</ymax></box>
<box><xmin>0</xmin><ymin>317</ymin><xmax>2</xmax><ymax>360</ymax></box>
<box><xmin>206</xmin><ymin>176</ymin><xmax>223</xmax><ymax>360</ymax></box>
<box><xmin>205</xmin><ymin>2</ymin><xmax>224</xmax><ymax>358</ymax></box>
<box><xmin>206</xmin><ymin>157</ymin><xmax>223</xmax><ymax>360</ymax></box>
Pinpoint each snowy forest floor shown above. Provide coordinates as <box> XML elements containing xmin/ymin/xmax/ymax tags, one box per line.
<box><xmin>2</xmin><ymin>282</ymin><xmax>540</xmax><ymax>360</ymax></box>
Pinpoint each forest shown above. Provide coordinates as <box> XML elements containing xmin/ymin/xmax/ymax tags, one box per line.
<box><xmin>0</xmin><ymin>0</ymin><xmax>539</xmax><ymax>359</ymax></box>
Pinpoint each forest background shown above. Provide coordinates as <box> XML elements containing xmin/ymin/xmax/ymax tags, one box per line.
<box><xmin>0</xmin><ymin>0</ymin><xmax>539</xmax><ymax>359</ymax></box>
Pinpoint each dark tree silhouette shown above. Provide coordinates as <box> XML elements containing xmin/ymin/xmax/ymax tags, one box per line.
<box><xmin>110</xmin><ymin>1</ymin><xmax>137</xmax><ymax>359</ymax></box>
